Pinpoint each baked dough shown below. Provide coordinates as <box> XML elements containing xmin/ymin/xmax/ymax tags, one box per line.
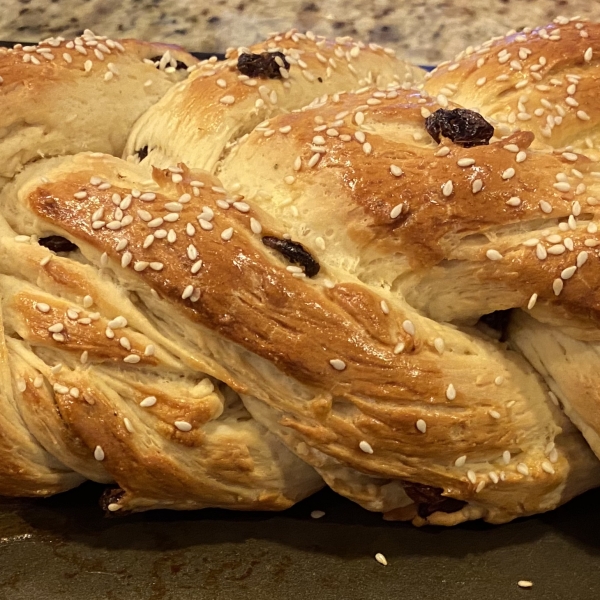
<box><xmin>0</xmin><ymin>30</ymin><xmax>197</xmax><ymax>189</ymax></box>
<box><xmin>422</xmin><ymin>17</ymin><xmax>600</xmax><ymax>157</ymax></box>
<box><xmin>1</xmin><ymin>151</ymin><xmax>598</xmax><ymax>524</ymax></box>
<box><xmin>124</xmin><ymin>31</ymin><xmax>424</xmax><ymax>171</ymax></box>
<box><xmin>0</xmin><ymin>26</ymin><xmax>600</xmax><ymax>525</ymax></box>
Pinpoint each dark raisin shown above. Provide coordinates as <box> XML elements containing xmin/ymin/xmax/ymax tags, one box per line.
<box><xmin>136</xmin><ymin>146</ymin><xmax>149</xmax><ymax>161</ymax></box>
<box><xmin>402</xmin><ymin>481</ymin><xmax>467</xmax><ymax>519</ymax></box>
<box><xmin>237</xmin><ymin>51</ymin><xmax>289</xmax><ymax>79</ymax></box>
<box><xmin>39</xmin><ymin>236</ymin><xmax>78</xmax><ymax>253</ymax></box>
<box><xmin>262</xmin><ymin>236</ymin><xmax>320</xmax><ymax>277</ymax></box>
<box><xmin>425</xmin><ymin>108</ymin><xmax>494</xmax><ymax>148</ymax></box>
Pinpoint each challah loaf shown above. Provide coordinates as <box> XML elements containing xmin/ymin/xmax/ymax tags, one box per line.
<box><xmin>1</xmin><ymin>24</ymin><xmax>600</xmax><ymax>525</ymax></box>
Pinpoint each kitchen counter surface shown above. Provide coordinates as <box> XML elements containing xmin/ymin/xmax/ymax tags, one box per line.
<box><xmin>3</xmin><ymin>0</ymin><xmax>600</xmax><ymax>65</ymax></box>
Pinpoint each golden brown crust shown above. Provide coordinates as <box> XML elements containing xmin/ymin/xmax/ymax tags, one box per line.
<box><xmin>0</xmin><ymin>31</ymin><xmax>198</xmax><ymax>184</ymax></box>
<box><xmin>217</xmin><ymin>86</ymin><xmax>600</xmax><ymax>329</ymax></box>
<box><xmin>422</xmin><ymin>19</ymin><xmax>600</xmax><ymax>156</ymax></box>
<box><xmin>2</xmin><ymin>152</ymin><xmax>598</xmax><ymax>524</ymax></box>
<box><xmin>124</xmin><ymin>31</ymin><xmax>424</xmax><ymax>171</ymax></box>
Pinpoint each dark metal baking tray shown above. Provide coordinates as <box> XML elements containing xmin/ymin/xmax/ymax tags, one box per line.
<box><xmin>0</xmin><ymin>39</ymin><xmax>598</xmax><ymax>600</ymax></box>
<box><xmin>1</xmin><ymin>483</ymin><xmax>600</xmax><ymax>600</ymax></box>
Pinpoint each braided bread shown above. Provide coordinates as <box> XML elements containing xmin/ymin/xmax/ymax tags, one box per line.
<box><xmin>1</xmin><ymin>22</ymin><xmax>600</xmax><ymax>526</ymax></box>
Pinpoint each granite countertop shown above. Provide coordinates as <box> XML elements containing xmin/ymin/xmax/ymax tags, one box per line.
<box><xmin>2</xmin><ymin>0</ymin><xmax>600</xmax><ymax>65</ymax></box>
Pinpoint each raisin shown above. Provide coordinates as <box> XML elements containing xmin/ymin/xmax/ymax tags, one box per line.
<box><xmin>237</xmin><ymin>51</ymin><xmax>289</xmax><ymax>79</ymax></box>
<box><xmin>425</xmin><ymin>108</ymin><xmax>494</xmax><ymax>148</ymax></box>
<box><xmin>136</xmin><ymin>146</ymin><xmax>149</xmax><ymax>161</ymax></box>
<box><xmin>402</xmin><ymin>481</ymin><xmax>467</xmax><ymax>518</ymax></box>
<box><xmin>39</xmin><ymin>236</ymin><xmax>78</xmax><ymax>253</ymax></box>
<box><xmin>262</xmin><ymin>236</ymin><xmax>320</xmax><ymax>277</ymax></box>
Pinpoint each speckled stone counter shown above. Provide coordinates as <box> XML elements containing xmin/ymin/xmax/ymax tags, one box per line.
<box><xmin>3</xmin><ymin>0</ymin><xmax>600</xmax><ymax>64</ymax></box>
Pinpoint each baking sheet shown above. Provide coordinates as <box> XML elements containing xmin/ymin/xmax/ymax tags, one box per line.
<box><xmin>0</xmin><ymin>39</ymin><xmax>598</xmax><ymax>600</ymax></box>
<box><xmin>0</xmin><ymin>483</ymin><xmax>599</xmax><ymax>600</ymax></box>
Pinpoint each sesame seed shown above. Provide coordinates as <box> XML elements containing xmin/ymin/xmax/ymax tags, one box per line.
<box><xmin>94</xmin><ymin>446</ymin><xmax>105</xmax><ymax>461</ymax></box>
<box><xmin>40</xmin><ymin>256</ymin><xmax>52</xmax><ymax>266</ymax></box>
<box><xmin>577</xmin><ymin>251</ymin><xmax>588</xmax><ymax>267</ymax></box>
<box><xmin>516</xmin><ymin>151</ymin><xmax>527</xmax><ymax>163</ymax></box>
<box><xmin>390</xmin><ymin>164</ymin><xmax>403</xmax><ymax>177</ymax></box>
<box><xmin>442</xmin><ymin>180</ymin><xmax>454</xmax><ymax>197</ymax></box>
<box><xmin>35</xmin><ymin>302</ymin><xmax>51</xmax><ymax>313</ymax></box>
<box><xmin>472</xmin><ymin>179</ymin><xmax>483</xmax><ymax>194</ymax></box>
<box><xmin>416</xmin><ymin>419</ymin><xmax>427</xmax><ymax>433</ymax></box>
<box><xmin>434</xmin><ymin>337</ymin><xmax>445</xmax><ymax>354</ymax></box>
<box><xmin>359</xmin><ymin>440</ymin><xmax>374</xmax><ymax>454</ymax></box>
<box><xmin>221</xmin><ymin>227</ymin><xmax>234</xmax><ymax>241</ymax></box>
<box><xmin>457</xmin><ymin>158</ymin><xmax>476</xmax><ymax>167</ymax></box>
<box><xmin>375</xmin><ymin>553</ymin><xmax>388</xmax><ymax>566</ymax></box>
<box><xmin>547</xmin><ymin>244</ymin><xmax>565</xmax><ymax>255</ymax></box>
<box><xmin>584</xmin><ymin>47</ymin><xmax>593</xmax><ymax>62</ymax></box>
<box><xmin>435</xmin><ymin>146</ymin><xmax>450</xmax><ymax>157</ymax></box>
<box><xmin>174</xmin><ymin>420</ymin><xmax>193</xmax><ymax>432</ymax></box>
<box><xmin>506</xmin><ymin>196</ymin><xmax>521</xmax><ymax>207</ymax></box>
<box><xmin>577</xmin><ymin>110</ymin><xmax>591</xmax><ymax>121</ymax></box>
<box><xmin>489</xmin><ymin>410</ymin><xmax>501</xmax><ymax>419</ymax></box>
<box><xmin>446</xmin><ymin>383</ymin><xmax>456</xmax><ymax>400</ymax></box>
<box><xmin>402</xmin><ymin>320</ymin><xmax>415</xmax><ymax>336</ymax></box>
<box><xmin>516</xmin><ymin>463</ymin><xmax>529</xmax><ymax>476</ymax></box>
<box><xmin>561</xmin><ymin>265</ymin><xmax>577</xmax><ymax>280</ymax></box>
<box><xmin>14</xmin><ymin>235</ymin><xmax>31</xmax><ymax>243</ymax></box>
<box><xmin>486</xmin><ymin>249</ymin><xmax>503</xmax><ymax>261</ymax></box>
<box><xmin>541</xmin><ymin>461</ymin><xmax>555</xmax><ymax>474</ymax></box>
<box><xmin>553</xmin><ymin>279</ymin><xmax>564</xmax><ymax>295</ymax></box>
<box><xmin>311</xmin><ymin>510</ymin><xmax>325</xmax><ymax>519</ymax></box>
<box><xmin>539</xmin><ymin>200</ymin><xmax>553</xmax><ymax>214</ymax></box>
<box><xmin>249</xmin><ymin>218</ymin><xmax>262</xmax><ymax>234</ymax></box>
<box><xmin>517</xmin><ymin>581</ymin><xmax>533</xmax><ymax>589</ymax></box>
<box><xmin>393</xmin><ymin>342</ymin><xmax>405</xmax><ymax>354</ymax></box>
<box><xmin>329</xmin><ymin>358</ymin><xmax>346</xmax><ymax>371</ymax></box>
<box><xmin>182</xmin><ymin>285</ymin><xmax>194</xmax><ymax>300</ymax></box>
<box><xmin>354</xmin><ymin>111</ymin><xmax>365</xmax><ymax>126</ymax></box>
<box><xmin>502</xmin><ymin>168</ymin><xmax>516</xmax><ymax>180</ymax></box>
<box><xmin>124</xmin><ymin>354</ymin><xmax>141</xmax><ymax>364</ymax></box>
<box><xmin>140</xmin><ymin>396</ymin><xmax>157</xmax><ymax>407</ymax></box>
<box><xmin>467</xmin><ymin>470</ymin><xmax>477</xmax><ymax>484</ymax></box>
<box><xmin>121</xmin><ymin>251</ymin><xmax>133</xmax><ymax>268</ymax></box>
<box><xmin>107</xmin><ymin>316</ymin><xmax>127</xmax><ymax>329</ymax></box>
<box><xmin>389</xmin><ymin>203</ymin><xmax>404</xmax><ymax>219</ymax></box>
<box><xmin>53</xmin><ymin>383</ymin><xmax>69</xmax><ymax>394</ymax></box>
<box><xmin>455</xmin><ymin>455</ymin><xmax>467</xmax><ymax>467</ymax></box>
<box><xmin>220</xmin><ymin>95</ymin><xmax>235</xmax><ymax>105</ymax></box>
